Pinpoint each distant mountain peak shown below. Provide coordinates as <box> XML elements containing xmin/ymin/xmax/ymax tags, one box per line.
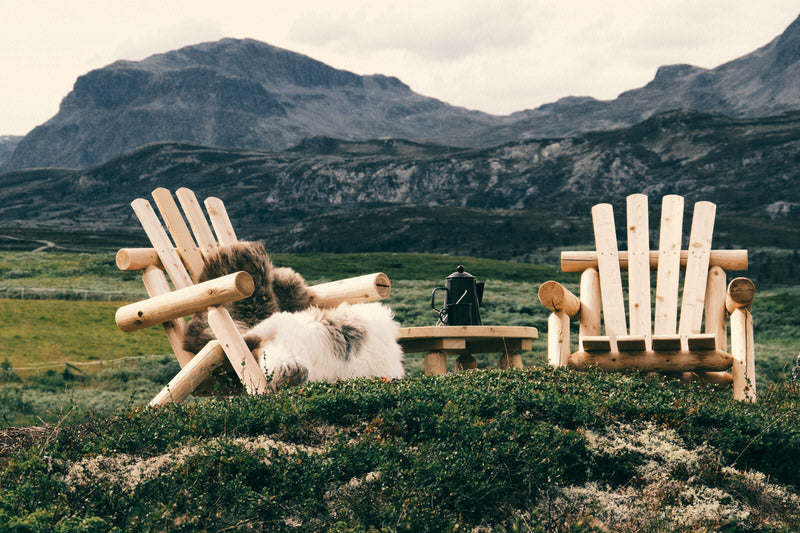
<box><xmin>5</xmin><ymin>37</ymin><xmax>498</xmax><ymax>170</ymax></box>
<box><xmin>773</xmin><ymin>12</ymin><xmax>800</xmax><ymax>67</ymax></box>
<box><xmin>651</xmin><ymin>64</ymin><xmax>707</xmax><ymax>82</ymax></box>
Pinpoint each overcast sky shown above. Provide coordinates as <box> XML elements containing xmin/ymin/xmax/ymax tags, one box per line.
<box><xmin>2</xmin><ymin>1</ymin><xmax>799</xmax><ymax>135</ymax></box>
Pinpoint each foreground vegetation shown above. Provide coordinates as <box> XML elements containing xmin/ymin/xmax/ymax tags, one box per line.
<box><xmin>1</xmin><ymin>250</ymin><xmax>799</xmax><ymax>530</ymax></box>
<box><xmin>2</xmin><ymin>370</ymin><xmax>799</xmax><ymax>531</ymax></box>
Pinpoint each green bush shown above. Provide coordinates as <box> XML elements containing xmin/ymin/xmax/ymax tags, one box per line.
<box><xmin>1</xmin><ymin>369</ymin><xmax>797</xmax><ymax>531</ymax></box>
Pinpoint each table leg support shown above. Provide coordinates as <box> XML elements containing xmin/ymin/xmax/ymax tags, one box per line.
<box><xmin>455</xmin><ymin>354</ymin><xmax>477</xmax><ymax>371</ymax></box>
<box><xmin>498</xmin><ymin>352</ymin><xmax>523</xmax><ymax>369</ymax></box>
<box><xmin>424</xmin><ymin>352</ymin><xmax>448</xmax><ymax>375</ymax></box>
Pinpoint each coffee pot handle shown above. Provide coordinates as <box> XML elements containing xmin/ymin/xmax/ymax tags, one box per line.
<box><xmin>431</xmin><ymin>287</ymin><xmax>448</xmax><ymax>313</ymax></box>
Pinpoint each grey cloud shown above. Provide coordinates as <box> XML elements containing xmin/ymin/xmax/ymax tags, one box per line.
<box><xmin>288</xmin><ymin>1</ymin><xmax>534</xmax><ymax>62</ymax></box>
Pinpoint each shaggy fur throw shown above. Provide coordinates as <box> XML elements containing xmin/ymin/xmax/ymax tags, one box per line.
<box><xmin>182</xmin><ymin>241</ymin><xmax>315</xmax><ymax>354</ymax></box>
<box><xmin>182</xmin><ymin>241</ymin><xmax>404</xmax><ymax>391</ymax></box>
<box><xmin>243</xmin><ymin>302</ymin><xmax>404</xmax><ymax>391</ymax></box>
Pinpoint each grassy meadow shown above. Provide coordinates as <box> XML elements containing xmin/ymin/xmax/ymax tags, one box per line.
<box><xmin>1</xmin><ymin>249</ymin><xmax>799</xmax><ymax>530</ymax></box>
<box><xmin>1</xmin><ymin>250</ymin><xmax>799</xmax><ymax>425</ymax></box>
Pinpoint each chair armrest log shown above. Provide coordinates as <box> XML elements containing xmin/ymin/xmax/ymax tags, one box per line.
<box><xmin>538</xmin><ymin>281</ymin><xmax>581</xmax><ymax>320</ymax></box>
<box><xmin>116</xmin><ymin>248</ymin><xmax>163</xmax><ymax>271</ymax></box>
<box><xmin>309</xmin><ymin>273</ymin><xmax>391</xmax><ymax>308</ymax></box>
<box><xmin>117</xmin><ymin>247</ymin><xmax>391</xmax><ymax>308</ymax></box>
<box><xmin>538</xmin><ymin>281</ymin><xmax>579</xmax><ymax>367</ymax></box>
<box><xmin>726</xmin><ymin>277</ymin><xmax>755</xmax><ymax>314</ymax></box>
<box><xmin>116</xmin><ymin>271</ymin><xmax>254</xmax><ymax>332</ymax></box>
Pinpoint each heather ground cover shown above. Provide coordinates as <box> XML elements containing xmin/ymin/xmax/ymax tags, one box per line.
<box><xmin>2</xmin><ymin>369</ymin><xmax>799</xmax><ymax>531</ymax></box>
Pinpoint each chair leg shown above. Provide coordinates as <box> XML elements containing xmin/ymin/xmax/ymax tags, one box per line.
<box><xmin>207</xmin><ymin>306</ymin><xmax>268</xmax><ymax>394</ymax></box>
<box><xmin>150</xmin><ymin>341</ymin><xmax>226</xmax><ymax>406</ymax></box>
<box><xmin>547</xmin><ymin>310</ymin><xmax>570</xmax><ymax>367</ymax></box>
<box><xmin>730</xmin><ymin>308</ymin><xmax>756</xmax><ymax>401</ymax></box>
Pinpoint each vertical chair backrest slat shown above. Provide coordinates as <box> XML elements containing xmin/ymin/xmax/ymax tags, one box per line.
<box><xmin>152</xmin><ymin>188</ymin><xmax>206</xmax><ymax>283</ymax></box>
<box><xmin>204</xmin><ymin>197</ymin><xmax>238</xmax><ymax>246</ymax></box>
<box><xmin>705</xmin><ymin>265</ymin><xmax>728</xmax><ymax>352</ymax></box>
<box><xmin>678</xmin><ymin>201</ymin><xmax>716</xmax><ymax>336</ymax></box>
<box><xmin>654</xmin><ymin>195</ymin><xmax>684</xmax><ymax>335</ymax></box>
<box><xmin>591</xmin><ymin>203</ymin><xmax>627</xmax><ymax>347</ymax></box>
<box><xmin>176</xmin><ymin>187</ymin><xmax>219</xmax><ymax>261</ymax></box>
<box><xmin>131</xmin><ymin>198</ymin><xmax>194</xmax><ymax>289</ymax></box>
<box><xmin>626</xmin><ymin>194</ymin><xmax>651</xmax><ymax>345</ymax></box>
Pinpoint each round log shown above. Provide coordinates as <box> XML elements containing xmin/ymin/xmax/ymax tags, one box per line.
<box><xmin>579</xmin><ymin>267</ymin><xmax>602</xmax><ymax>343</ymax></box>
<box><xmin>547</xmin><ymin>310</ymin><xmax>570</xmax><ymax>367</ymax></box>
<box><xmin>116</xmin><ymin>271</ymin><xmax>254</xmax><ymax>332</ymax></box>
<box><xmin>726</xmin><ymin>277</ymin><xmax>755</xmax><ymax>313</ymax></box>
<box><xmin>116</xmin><ymin>248</ymin><xmax>163</xmax><ymax>271</ymax></box>
<box><xmin>568</xmin><ymin>349</ymin><xmax>733</xmax><ymax>373</ymax></box>
<box><xmin>561</xmin><ymin>249</ymin><xmax>747</xmax><ymax>272</ymax></box>
<box><xmin>149</xmin><ymin>341</ymin><xmax>227</xmax><ymax>406</ymax></box>
<box><xmin>538</xmin><ymin>281</ymin><xmax>581</xmax><ymax>319</ymax></box>
<box><xmin>310</xmin><ymin>272</ymin><xmax>391</xmax><ymax>308</ymax></box>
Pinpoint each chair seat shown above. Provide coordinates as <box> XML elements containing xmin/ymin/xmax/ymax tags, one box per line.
<box><xmin>582</xmin><ymin>334</ymin><xmax>717</xmax><ymax>353</ymax></box>
<box><xmin>652</xmin><ymin>335</ymin><xmax>682</xmax><ymax>351</ymax></box>
<box><xmin>687</xmin><ymin>334</ymin><xmax>717</xmax><ymax>351</ymax></box>
<box><xmin>582</xmin><ymin>335</ymin><xmax>649</xmax><ymax>352</ymax></box>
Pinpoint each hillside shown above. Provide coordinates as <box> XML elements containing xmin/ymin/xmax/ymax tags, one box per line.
<box><xmin>6</xmin><ymin>13</ymin><xmax>800</xmax><ymax>170</ymax></box>
<box><xmin>2</xmin><ymin>109</ymin><xmax>800</xmax><ymax>271</ymax></box>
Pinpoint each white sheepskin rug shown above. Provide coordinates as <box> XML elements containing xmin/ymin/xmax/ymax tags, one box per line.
<box><xmin>243</xmin><ymin>302</ymin><xmax>403</xmax><ymax>390</ymax></box>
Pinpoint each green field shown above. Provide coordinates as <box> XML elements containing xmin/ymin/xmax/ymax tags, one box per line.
<box><xmin>1</xmin><ymin>250</ymin><xmax>798</xmax><ymax>427</ymax></box>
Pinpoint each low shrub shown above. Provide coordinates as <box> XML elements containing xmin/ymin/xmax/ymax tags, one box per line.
<box><xmin>1</xmin><ymin>368</ymin><xmax>798</xmax><ymax>531</ymax></box>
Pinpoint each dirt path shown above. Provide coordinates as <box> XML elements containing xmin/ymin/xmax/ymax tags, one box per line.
<box><xmin>31</xmin><ymin>239</ymin><xmax>56</xmax><ymax>252</ymax></box>
<box><xmin>0</xmin><ymin>234</ymin><xmax>56</xmax><ymax>252</ymax></box>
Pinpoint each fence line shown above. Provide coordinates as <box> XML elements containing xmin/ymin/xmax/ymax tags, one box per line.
<box><xmin>6</xmin><ymin>354</ymin><xmax>170</xmax><ymax>378</ymax></box>
<box><xmin>0</xmin><ymin>285</ymin><xmax>145</xmax><ymax>302</ymax></box>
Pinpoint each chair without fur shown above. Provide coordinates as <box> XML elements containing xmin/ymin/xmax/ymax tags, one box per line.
<box><xmin>538</xmin><ymin>194</ymin><xmax>756</xmax><ymax>401</ymax></box>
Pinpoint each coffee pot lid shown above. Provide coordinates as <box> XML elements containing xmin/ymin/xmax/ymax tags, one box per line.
<box><xmin>447</xmin><ymin>265</ymin><xmax>475</xmax><ymax>280</ymax></box>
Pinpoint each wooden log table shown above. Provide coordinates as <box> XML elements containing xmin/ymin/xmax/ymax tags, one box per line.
<box><xmin>397</xmin><ymin>325</ymin><xmax>539</xmax><ymax>375</ymax></box>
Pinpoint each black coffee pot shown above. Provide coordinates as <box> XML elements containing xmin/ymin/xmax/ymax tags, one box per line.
<box><xmin>431</xmin><ymin>265</ymin><xmax>484</xmax><ymax>326</ymax></box>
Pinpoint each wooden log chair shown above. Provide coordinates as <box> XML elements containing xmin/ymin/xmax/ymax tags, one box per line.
<box><xmin>538</xmin><ymin>194</ymin><xmax>756</xmax><ymax>401</ymax></box>
<box><xmin>115</xmin><ymin>187</ymin><xmax>392</xmax><ymax>406</ymax></box>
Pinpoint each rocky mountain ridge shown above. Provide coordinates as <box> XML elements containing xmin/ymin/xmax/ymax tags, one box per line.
<box><xmin>4</xmin><ymin>39</ymin><xmax>504</xmax><ymax>171</ymax></box>
<box><xmin>5</xmin><ymin>13</ymin><xmax>800</xmax><ymax>171</ymax></box>
<box><xmin>0</xmin><ymin>135</ymin><xmax>22</xmax><ymax>168</ymax></box>
<box><xmin>2</xmin><ymin>109</ymin><xmax>799</xmax><ymax>257</ymax></box>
